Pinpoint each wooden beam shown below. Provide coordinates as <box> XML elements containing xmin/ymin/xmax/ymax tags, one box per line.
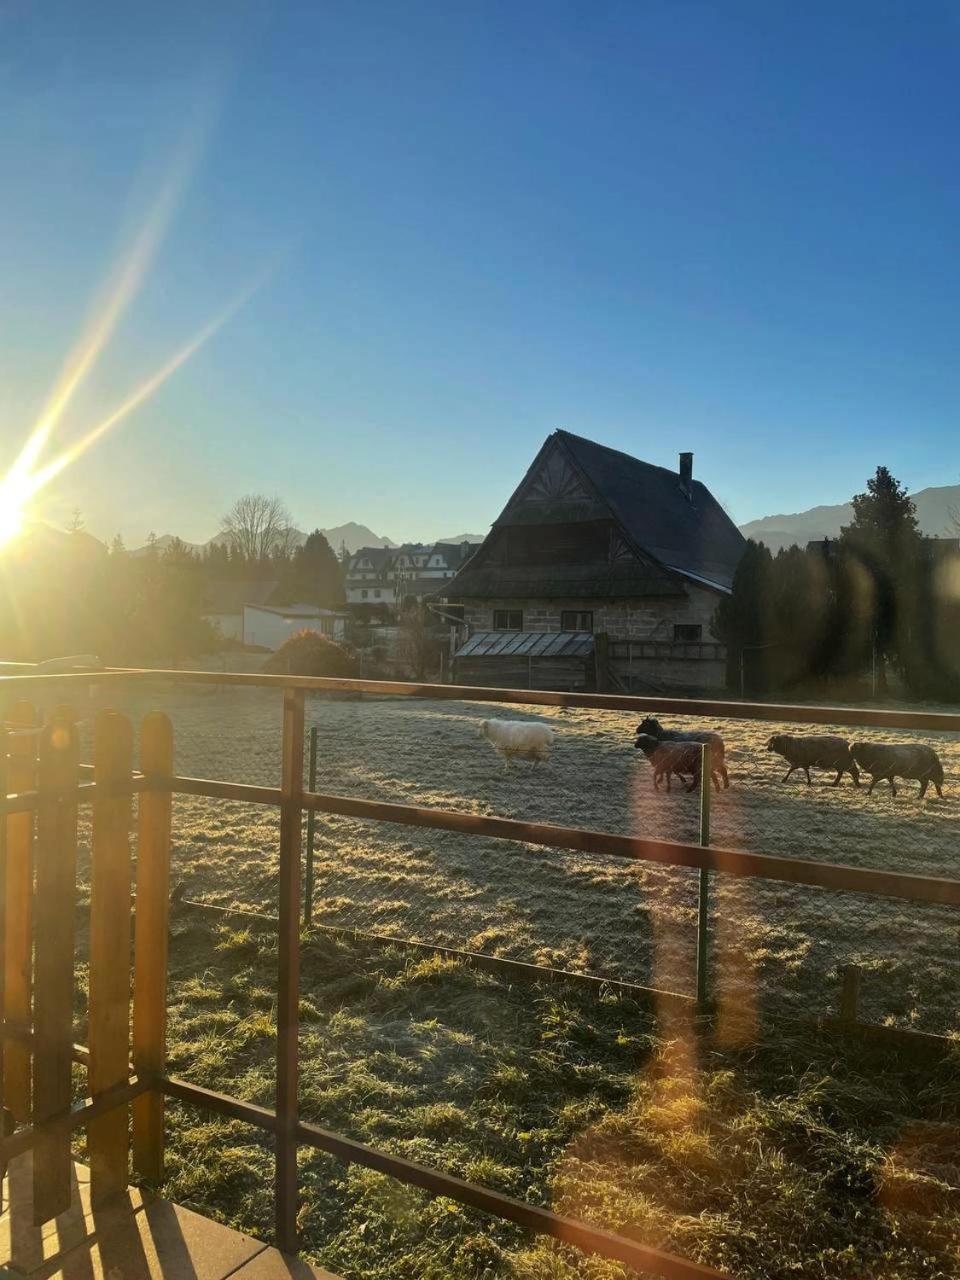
<box><xmin>3</xmin><ymin>700</ymin><xmax>37</xmax><ymax>1121</ymax></box>
<box><xmin>32</xmin><ymin>710</ymin><xmax>79</xmax><ymax>1223</ymax></box>
<box><xmin>88</xmin><ymin>710</ymin><xmax>135</xmax><ymax>1205</ymax></box>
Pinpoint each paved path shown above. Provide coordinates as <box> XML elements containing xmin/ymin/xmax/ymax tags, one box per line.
<box><xmin>1</xmin><ymin>1157</ymin><xmax>340</xmax><ymax>1279</ymax></box>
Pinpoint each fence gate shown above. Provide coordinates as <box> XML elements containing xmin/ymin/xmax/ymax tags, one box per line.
<box><xmin>1</xmin><ymin>705</ymin><xmax>172</xmax><ymax>1225</ymax></box>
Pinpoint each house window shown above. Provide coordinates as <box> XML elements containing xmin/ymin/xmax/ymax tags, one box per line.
<box><xmin>493</xmin><ymin>609</ymin><xmax>523</xmax><ymax>630</ymax></box>
<box><xmin>361</xmin><ymin>590</ymin><xmax>368</xmax><ymax>600</ymax></box>
<box><xmin>674</xmin><ymin>624</ymin><xmax>702</xmax><ymax>642</ymax></box>
<box><xmin>374</xmin><ymin>589</ymin><xmax>381</xmax><ymax>598</ymax></box>
<box><xmin>561</xmin><ymin>610</ymin><xmax>594</xmax><ymax>633</ymax></box>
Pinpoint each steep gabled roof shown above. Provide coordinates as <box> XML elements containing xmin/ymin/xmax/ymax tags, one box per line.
<box><xmin>443</xmin><ymin>430</ymin><xmax>744</xmax><ymax>601</ymax></box>
<box><xmin>348</xmin><ymin>547</ymin><xmax>393</xmax><ymax>572</ymax></box>
<box><xmin>555</xmin><ymin>431</ymin><xmax>744</xmax><ymax>589</ymax></box>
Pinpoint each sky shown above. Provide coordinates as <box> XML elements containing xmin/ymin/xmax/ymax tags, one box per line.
<box><xmin>1</xmin><ymin>0</ymin><xmax>959</xmax><ymax>547</ymax></box>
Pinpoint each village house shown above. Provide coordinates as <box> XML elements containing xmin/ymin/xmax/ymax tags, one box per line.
<box><xmin>345</xmin><ymin>541</ymin><xmax>476</xmax><ymax>612</ymax></box>
<box><xmin>202</xmin><ymin>580</ymin><xmax>348</xmax><ymax>650</ymax></box>
<box><xmin>440</xmin><ymin>430</ymin><xmax>745</xmax><ymax>692</ymax></box>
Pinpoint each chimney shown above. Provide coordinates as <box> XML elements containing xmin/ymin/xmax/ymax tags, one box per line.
<box><xmin>678</xmin><ymin>451</ymin><xmax>693</xmax><ymax>499</ymax></box>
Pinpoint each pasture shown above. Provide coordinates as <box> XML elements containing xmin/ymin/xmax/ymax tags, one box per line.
<box><xmin>54</xmin><ymin>682</ymin><xmax>960</xmax><ymax>1277</ymax></box>
<box><xmin>75</xmin><ymin>682</ymin><xmax>960</xmax><ymax>1033</ymax></box>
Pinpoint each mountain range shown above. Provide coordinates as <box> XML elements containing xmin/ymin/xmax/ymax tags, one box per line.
<box><xmin>738</xmin><ymin>483</ymin><xmax>960</xmax><ymax>554</ymax></box>
<box><xmin>129</xmin><ymin>522</ymin><xmax>485</xmax><ymax>557</ymax></box>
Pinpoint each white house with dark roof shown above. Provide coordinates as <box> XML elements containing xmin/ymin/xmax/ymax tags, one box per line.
<box><xmin>243</xmin><ymin>603</ymin><xmax>348</xmax><ymax>650</ymax></box>
<box><xmin>202</xmin><ymin>579</ymin><xmax>279</xmax><ymax>642</ymax></box>
<box><xmin>345</xmin><ymin>541</ymin><xmax>475</xmax><ymax>610</ymax></box>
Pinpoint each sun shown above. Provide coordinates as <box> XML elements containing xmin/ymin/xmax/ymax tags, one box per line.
<box><xmin>0</xmin><ymin>480</ymin><xmax>27</xmax><ymax>548</ymax></box>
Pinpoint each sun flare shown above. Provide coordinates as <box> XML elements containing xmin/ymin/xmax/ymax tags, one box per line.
<box><xmin>0</xmin><ymin>492</ymin><xmax>25</xmax><ymax>548</ymax></box>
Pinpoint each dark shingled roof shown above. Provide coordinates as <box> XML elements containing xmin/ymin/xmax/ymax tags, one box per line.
<box><xmin>442</xmin><ymin>430</ymin><xmax>744</xmax><ymax>601</ymax></box>
<box><xmin>555</xmin><ymin>431</ymin><xmax>744</xmax><ymax>590</ymax></box>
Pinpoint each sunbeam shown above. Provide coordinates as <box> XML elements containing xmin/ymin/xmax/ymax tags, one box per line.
<box><xmin>20</xmin><ymin>267</ymin><xmax>273</xmax><ymax>505</ymax></box>
<box><xmin>3</xmin><ymin>130</ymin><xmax>204</xmax><ymax>505</ymax></box>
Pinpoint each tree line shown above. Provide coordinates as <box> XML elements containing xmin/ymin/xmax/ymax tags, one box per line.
<box><xmin>0</xmin><ymin>494</ymin><xmax>346</xmax><ymax>666</ymax></box>
<box><xmin>713</xmin><ymin>466</ymin><xmax>960</xmax><ymax>700</ymax></box>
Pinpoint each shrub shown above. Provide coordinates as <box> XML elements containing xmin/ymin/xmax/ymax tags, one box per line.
<box><xmin>263</xmin><ymin>629</ymin><xmax>358</xmax><ymax>677</ymax></box>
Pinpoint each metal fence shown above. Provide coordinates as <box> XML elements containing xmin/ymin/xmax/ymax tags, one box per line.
<box><xmin>3</xmin><ymin>666</ymin><xmax>960</xmax><ymax>1280</ymax></box>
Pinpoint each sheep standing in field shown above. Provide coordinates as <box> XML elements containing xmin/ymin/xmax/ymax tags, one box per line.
<box><xmin>852</xmin><ymin>742</ymin><xmax>945</xmax><ymax>798</ymax></box>
<box><xmin>636</xmin><ymin>717</ymin><xmax>730</xmax><ymax>789</ymax></box>
<box><xmin>479</xmin><ymin>718</ymin><xmax>554</xmax><ymax>765</ymax></box>
<box><xmin>634</xmin><ymin>733</ymin><xmax>709</xmax><ymax>792</ymax></box>
<box><xmin>766</xmin><ymin>733</ymin><xmax>860</xmax><ymax>787</ymax></box>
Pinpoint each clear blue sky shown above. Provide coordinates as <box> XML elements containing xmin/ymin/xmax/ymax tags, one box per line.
<box><xmin>2</xmin><ymin>1</ymin><xmax>959</xmax><ymax>546</ymax></box>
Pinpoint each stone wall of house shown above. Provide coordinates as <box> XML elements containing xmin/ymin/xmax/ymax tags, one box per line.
<box><xmin>462</xmin><ymin>585</ymin><xmax>720</xmax><ymax>642</ymax></box>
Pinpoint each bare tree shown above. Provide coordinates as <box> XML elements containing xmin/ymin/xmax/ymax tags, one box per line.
<box><xmin>220</xmin><ymin>494</ymin><xmax>295</xmax><ymax>560</ymax></box>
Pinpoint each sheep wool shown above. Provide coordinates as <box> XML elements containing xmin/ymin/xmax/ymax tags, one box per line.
<box><xmin>480</xmin><ymin>719</ymin><xmax>554</xmax><ymax>762</ymax></box>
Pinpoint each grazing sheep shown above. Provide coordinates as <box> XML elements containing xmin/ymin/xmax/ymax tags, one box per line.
<box><xmin>851</xmin><ymin>742</ymin><xmax>945</xmax><ymax>798</ymax></box>
<box><xmin>633</xmin><ymin>733</ymin><xmax>703</xmax><ymax>792</ymax></box>
<box><xmin>479</xmin><ymin>718</ymin><xmax>554</xmax><ymax>764</ymax></box>
<box><xmin>766</xmin><ymin>733</ymin><xmax>860</xmax><ymax>787</ymax></box>
<box><xmin>636</xmin><ymin>717</ymin><xmax>729</xmax><ymax>789</ymax></box>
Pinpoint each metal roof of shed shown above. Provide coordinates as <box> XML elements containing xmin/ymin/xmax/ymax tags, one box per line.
<box><xmin>455</xmin><ymin>631</ymin><xmax>595</xmax><ymax>659</ymax></box>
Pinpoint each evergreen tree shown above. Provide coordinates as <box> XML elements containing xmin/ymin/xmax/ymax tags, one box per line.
<box><xmin>280</xmin><ymin>530</ymin><xmax>345</xmax><ymax>608</ymax></box>
<box><xmin>840</xmin><ymin>466</ymin><xmax>922</xmax><ymax>690</ymax></box>
<box><xmin>712</xmin><ymin>540</ymin><xmax>774</xmax><ymax>694</ymax></box>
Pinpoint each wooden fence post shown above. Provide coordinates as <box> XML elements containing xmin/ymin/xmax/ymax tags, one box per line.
<box><xmin>32</xmin><ymin>709</ymin><xmax>79</xmax><ymax>1224</ymax></box>
<box><xmin>840</xmin><ymin>963</ymin><xmax>862</xmax><ymax>1025</ymax></box>
<box><xmin>4</xmin><ymin>700</ymin><xmax>37</xmax><ymax>1122</ymax></box>
<box><xmin>276</xmin><ymin>688</ymin><xmax>304</xmax><ymax>1254</ymax></box>
<box><xmin>133</xmin><ymin>712</ymin><xmax>174</xmax><ymax>1182</ymax></box>
<box><xmin>88</xmin><ymin>710</ymin><xmax>135</xmax><ymax>1205</ymax></box>
<box><xmin>0</xmin><ymin>727</ymin><xmax>7</xmax><ymax>1141</ymax></box>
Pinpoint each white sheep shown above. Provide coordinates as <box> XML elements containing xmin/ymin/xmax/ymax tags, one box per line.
<box><xmin>479</xmin><ymin>718</ymin><xmax>554</xmax><ymax>764</ymax></box>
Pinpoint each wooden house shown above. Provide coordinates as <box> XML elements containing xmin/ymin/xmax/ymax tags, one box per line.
<box><xmin>441</xmin><ymin>430</ymin><xmax>745</xmax><ymax>691</ymax></box>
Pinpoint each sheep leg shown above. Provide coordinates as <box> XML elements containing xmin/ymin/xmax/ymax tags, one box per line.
<box><xmin>919</xmin><ymin>777</ymin><xmax>928</xmax><ymax>798</ymax></box>
<box><xmin>831</xmin><ymin>768</ymin><xmax>843</xmax><ymax>787</ymax></box>
<box><xmin>721</xmin><ymin>765</ymin><xmax>730</xmax><ymax>789</ymax></box>
<box><xmin>888</xmin><ymin>776</ymin><xmax>897</xmax><ymax>797</ymax></box>
<box><xmin>849</xmin><ymin>765</ymin><xmax>861</xmax><ymax>787</ymax></box>
<box><xmin>936</xmin><ymin>782</ymin><xmax>944</xmax><ymax>798</ymax></box>
<box><xmin>783</xmin><ymin>766</ymin><xmax>798</xmax><ymax>783</ymax></box>
<box><xmin>804</xmin><ymin>766</ymin><xmax>812</xmax><ymax>785</ymax></box>
<box><xmin>711</xmin><ymin>770</ymin><xmax>721</xmax><ymax>793</ymax></box>
<box><xmin>866</xmin><ymin>776</ymin><xmax>877</xmax><ymax>794</ymax></box>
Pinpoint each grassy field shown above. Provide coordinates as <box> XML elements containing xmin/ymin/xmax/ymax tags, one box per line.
<box><xmin>50</xmin><ymin>681</ymin><xmax>960</xmax><ymax>1277</ymax></box>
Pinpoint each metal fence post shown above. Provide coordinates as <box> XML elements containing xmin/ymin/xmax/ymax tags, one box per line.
<box><xmin>303</xmin><ymin>726</ymin><xmax>318</xmax><ymax>925</ymax></box>
<box><xmin>276</xmin><ymin>688</ymin><xmax>304</xmax><ymax>1254</ymax></box>
<box><xmin>695</xmin><ymin>743</ymin><xmax>711</xmax><ymax>1009</ymax></box>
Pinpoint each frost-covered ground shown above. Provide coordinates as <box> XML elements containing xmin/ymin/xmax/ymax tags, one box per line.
<box><xmin>61</xmin><ymin>681</ymin><xmax>960</xmax><ymax>1032</ymax></box>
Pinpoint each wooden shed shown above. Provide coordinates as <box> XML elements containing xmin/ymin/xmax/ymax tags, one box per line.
<box><xmin>453</xmin><ymin>629</ymin><xmax>596</xmax><ymax>690</ymax></box>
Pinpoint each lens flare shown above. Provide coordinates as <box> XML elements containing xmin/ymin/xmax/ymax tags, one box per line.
<box><xmin>0</xmin><ymin>264</ymin><xmax>274</xmax><ymax>547</ymax></box>
<box><xmin>0</xmin><ymin>497</ymin><xmax>25</xmax><ymax>548</ymax></box>
<box><xmin>0</xmin><ymin>108</ymin><xmax>261</xmax><ymax>549</ymax></box>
